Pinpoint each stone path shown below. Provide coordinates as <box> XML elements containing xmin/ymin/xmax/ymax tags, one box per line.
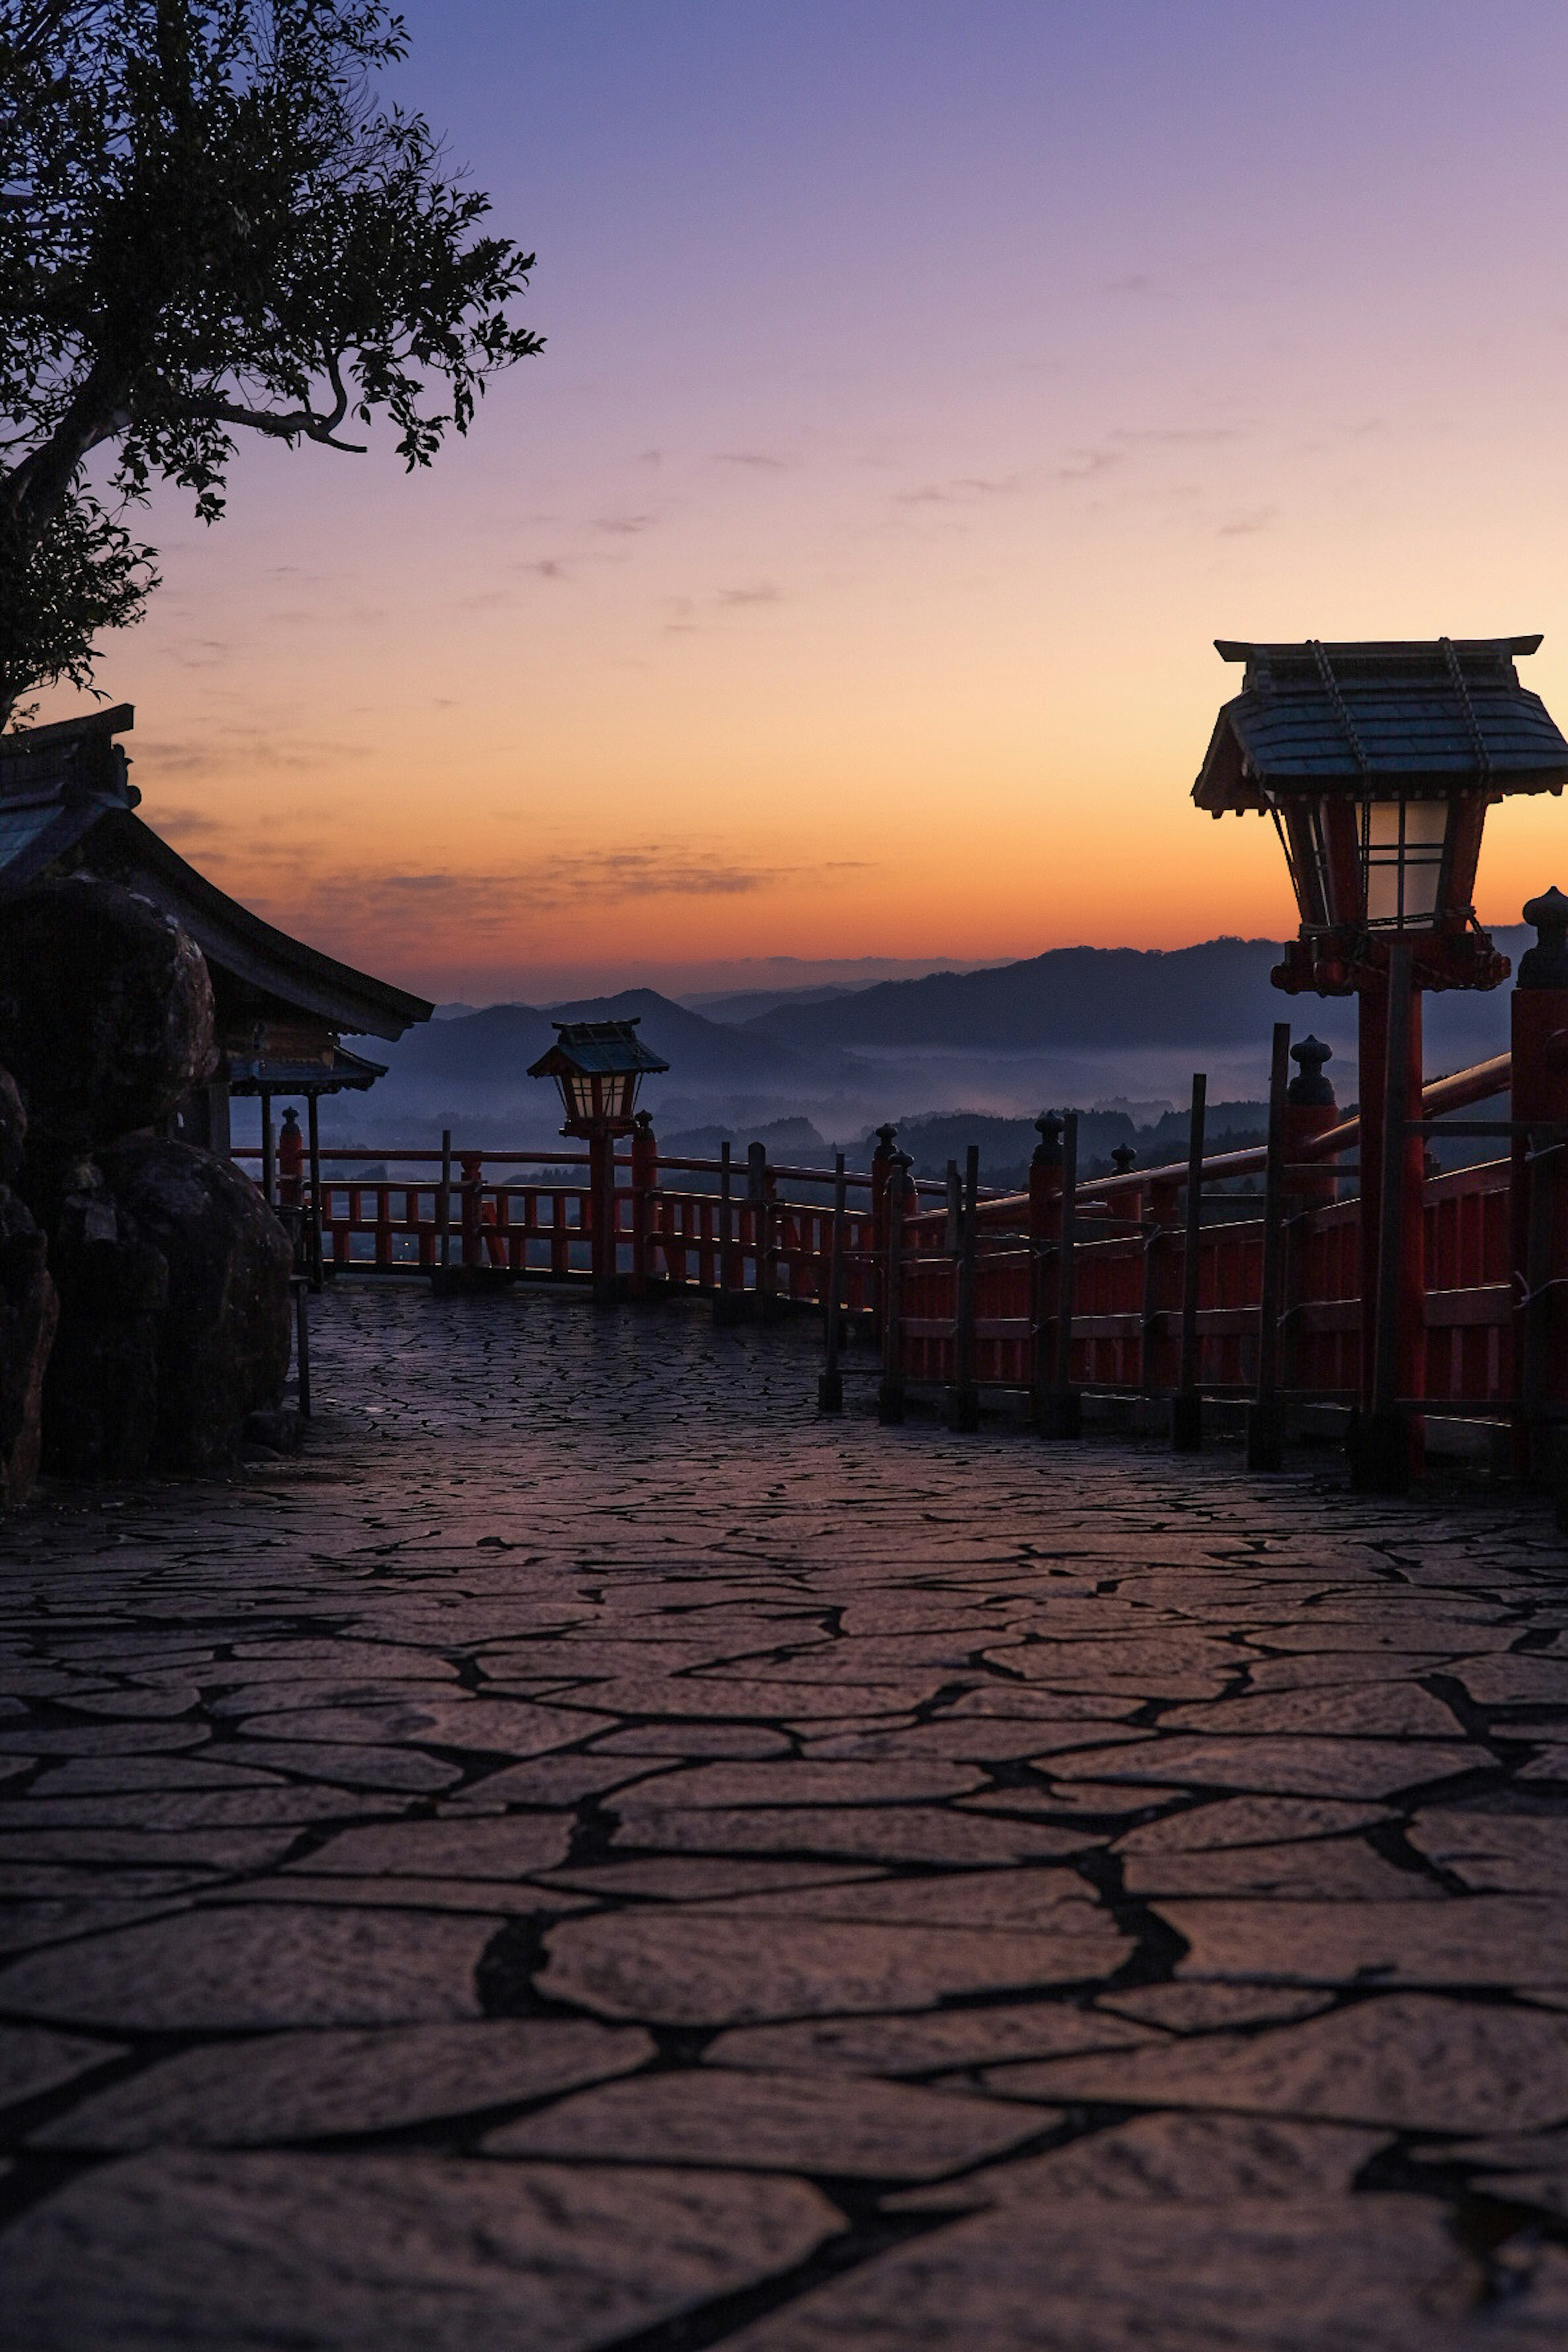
<box><xmin>2</xmin><ymin>1284</ymin><xmax>1568</xmax><ymax>2346</ymax></box>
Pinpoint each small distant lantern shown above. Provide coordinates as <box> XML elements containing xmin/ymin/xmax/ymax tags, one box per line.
<box><xmin>1194</xmin><ymin>636</ymin><xmax>1568</xmax><ymax>994</ymax></box>
<box><xmin>528</xmin><ymin>1019</ymin><xmax>669</xmax><ymax>1301</ymax></box>
<box><xmin>527</xmin><ymin>1020</ymin><xmax>668</xmax><ymax>1139</ymax></box>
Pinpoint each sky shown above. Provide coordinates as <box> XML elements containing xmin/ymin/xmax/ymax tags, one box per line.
<box><xmin>49</xmin><ymin>0</ymin><xmax>1568</xmax><ymax>1002</ymax></box>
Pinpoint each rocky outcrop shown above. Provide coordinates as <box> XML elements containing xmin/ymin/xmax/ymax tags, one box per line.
<box><xmin>39</xmin><ymin>1162</ymin><xmax>165</xmax><ymax>1480</ymax></box>
<box><xmin>98</xmin><ymin>1139</ymin><xmax>292</xmax><ymax>1474</ymax></box>
<box><xmin>0</xmin><ymin>877</ymin><xmax>215</xmax><ymax>1152</ymax></box>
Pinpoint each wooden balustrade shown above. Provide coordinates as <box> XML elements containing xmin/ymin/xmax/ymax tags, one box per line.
<box><xmin>228</xmin><ymin>1033</ymin><xmax>1545</xmax><ymax>1441</ymax></box>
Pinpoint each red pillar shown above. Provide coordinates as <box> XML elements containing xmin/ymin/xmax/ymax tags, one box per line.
<box><xmin>1510</xmin><ymin>889</ymin><xmax>1568</xmax><ymax>1482</ymax></box>
<box><xmin>1356</xmin><ymin>962</ymin><xmax>1426</xmax><ymax>1483</ymax></box>
<box><xmin>588</xmin><ymin>1131</ymin><xmax>615</xmax><ymax>1298</ymax></box>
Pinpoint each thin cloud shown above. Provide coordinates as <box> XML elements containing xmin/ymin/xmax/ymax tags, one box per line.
<box><xmin>283</xmin><ymin>850</ymin><xmax>871</xmax><ymax>933</ymax></box>
<box><xmin>897</xmin><ymin>474</ymin><xmax>1026</xmax><ymax>506</ymax></box>
<box><xmin>595</xmin><ymin>514</ymin><xmax>658</xmax><ymax>535</ymax></box>
<box><xmin>716</xmin><ymin>584</ymin><xmax>780</xmax><ymax>606</ymax></box>
<box><xmin>714</xmin><ymin>450</ymin><xmax>798</xmax><ymax>471</ymax></box>
<box><xmin>1218</xmin><ymin>507</ymin><xmax>1278</xmax><ymax>537</ymax></box>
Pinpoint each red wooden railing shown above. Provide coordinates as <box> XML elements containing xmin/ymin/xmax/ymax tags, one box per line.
<box><xmin>233</xmin><ymin>1034</ymin><xmax>1564</xmax><ymax>1458</ymax></box>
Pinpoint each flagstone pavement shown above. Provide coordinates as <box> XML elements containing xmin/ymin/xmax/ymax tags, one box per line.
<box><xmin>2</xmin><ymin>1282</ymin><xmax>1568</xmax><ymax>2347</ymax></box>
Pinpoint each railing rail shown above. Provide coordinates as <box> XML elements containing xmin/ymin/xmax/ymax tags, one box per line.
<box><xmin>233</xmin><ymin>1041</ymin><xmax>1555</xmax><ymax>1442</ymax></box>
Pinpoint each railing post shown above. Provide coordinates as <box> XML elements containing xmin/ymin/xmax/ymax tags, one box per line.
<box><xmin>1029</xmin><ymin>1113</ymin><xmax>1062</xmax><ymax>1431</ymax></box>
<box><xmin>1247</xmin><ymin>1023</ymin><xmax>1291</xmax><ymax>1472</ymax></box>
<box><xmin>818</xmin><ymin>1150</ymin><xmax>847</xmax><ymax>1412</ymax></box>
<box><xmin>713</xmin><ymin>1139</ymin><xmax>741</xmax><ymax>1326</ymax></box>
<box><xmin>1172</xmin><ymin>1073</ymin><xmax>1207</xmax><ymax>1451</ymax></box>
<box><xmin>878</xmin><ymin>1151</ymin><xmax>911</xmax><ymax>1423</ymax></box>
<box><xmin>870</xmin><ymin>1123</ymin><xmax>898</xmax><ymax>1337</ymax></box>
<box><xmin>439</xmin><ymin>1128</ymin><xmax>452</xmax><ymax>1271</ymax></box>
<box><xmin>1356</xmin><ymin>941</ymin><xmax>1419</xmax><ymax>1492</ymax></box>
<box><xmin>588</xmin><ymin>1131</ymin><xmax>616</xmax><ymax>1302</ymax></box>
<box><xmin>1040</xmin><ymin>1111</ymin><xmax>1081</xmax><ymax>1438</ymax></box>
<box><xmin>306</xmin><ymin>1092</ymin><xmax>324</xmax><ymax>1290</ymax></box>
<box><xmin>749</xmin><ymin>1140</ymin><xmax>773</xmax><ymax>1321</ymax></box>
<box><xmin>1511</xmin><ymin>889</ymin><xmax>1568</xmax><ymax>1492</ymax></box>
<box><xmin>947</xmin><ymin>1143</ymin><xmax>980</xmax><ymax>1431</ymax></box>
<box><xmin>630</xmin><ymin>1110</ymin><xmax>658</xmax><ymax>1298</ymax></box>
<box><xmin>1142</xmin><ymin>1169</ymin><xmax>1180</xmax><ymax>1395</ymax></box>
<box><xmin>1280</xmin><ymin>1036</ymin><xmax>1339</xmax><ymax>1395</ymax></box>
<box><xmin>459</xmin><ymin>1152</ymin><xmax>483</xmax><ymax>1270</ymax></box>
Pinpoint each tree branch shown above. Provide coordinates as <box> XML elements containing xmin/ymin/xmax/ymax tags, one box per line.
<box><xmin>184</xmin><ymin>357</ymin><xmax>367</xmax><ymax>453</ymax></box>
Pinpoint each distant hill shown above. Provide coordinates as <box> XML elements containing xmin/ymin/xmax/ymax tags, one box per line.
<box><xmin>748</xmin><ymin>939</ymin><xmax>1288</xmax><ymax>1051</ymax></box>
<box><xmin>378</xmin><ymin>989</ymin><xmax>813</xmax><ymax>1094</ymax></box>
<box><xmin>746</xmin><ymin>932</ymin><xmax>1532</xmax><ymax>1067</ymax></box>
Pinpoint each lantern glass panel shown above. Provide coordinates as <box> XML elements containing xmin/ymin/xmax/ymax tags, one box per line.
<box><xmin>564</xmin><ymin>1071</ymin><xmax>594</xmax><ymax>1124</ymax></box>
<box><xmin>1362</xmin><ymin>797</ymin><xmax>1448</xmax><ymax>930</ymax></box>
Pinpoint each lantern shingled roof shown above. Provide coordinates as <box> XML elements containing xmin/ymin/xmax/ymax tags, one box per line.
<box><xmin>527</xmin><ymin>1019</ymin><xmax>670</xmax><ymax>1081</ymax></box>
<box><xmin>1193</xmin><ymin>635</ymin><xmax>1568</xmax><ymax>814</ymax></box>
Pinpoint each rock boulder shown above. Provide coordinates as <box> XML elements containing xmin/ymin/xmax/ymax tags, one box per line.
<box><xmin>0</xmin><ymin>878</ymin><xmax>215</xmax><ymax>1150</ymax></box>
<box><xmin>98</xmin><ymin>1140</ymin><xmax>293</xmax><ymax>1473</ymax></box>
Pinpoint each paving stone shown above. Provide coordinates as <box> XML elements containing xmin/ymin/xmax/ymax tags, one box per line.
<box><xmin>539</xmin><ymin>1912</ymin><xmax>1127</xmax><ymax>2026</ymax></box>
<box><xmin>692</xmin><ymin>1870</ymin><xmax>1114</xmax><ymax>1934</ymax></box>
<box><xmin>607</xmin><ymin>1802</ymin><xmax>1093</xmax><ymax>1866</ymax></box>
<box><xmin>895</xmin><ymin>2112</ymin><xmax>1385</xmax><ymax>2212</ymax></box>
<box><xmin>975</xmin><ymin>1993</ymin><xmax>1568</xmax><ymax>2132</ymax></box>
<box><xmin>489</xmin><ymin>2066</ymin><xmax>1058</xmax><ymax>2178</ymax></box>
<box><xmin>1045</xmin><ymin>1735</ymin><xmax>1484</xmax><ymax>1798</ymax></box>
<box><xmin>0</xmin><ymin>2022</ymin><xmax>122</xmax><ymax>2109</ymax></box>
<box><xmin>588</xmin><ymin>1724</ymin><xmax>794</xmax><ymax>1757</ymax></box>
<box><xmin>1115</xmin><ymin>1797</ymin><xmax>1391</xmax><ymax>1854</ymax></box>
<box><xmin>238</xmin><ymin>1697</ymin><xmax>611</xmax><ymax>1756</ymax></box>
<box><xmin>1450</xmin><ymin>1654</ymin><xmax>1568</xmax><ymax>1704</ymax></box>
<box><xmin>1407</xmin><ymin>1807</ymin><xmax>1568</xmax><ymax>1892</ymax></box>
<box><xmin>0</xmin><ymin>1897</ymin><xmax>192</xmax><ymax>1955</ymax></box>
<box><xmin>0</xmin><ymin>2151</ymin><xmax>843</xmax><ymax>2352</ymax></box>
<box><xmin>604</xmin><ymin>1760</ymin><xmax>989</xmax><ymax>1806</ymax></box>
<box><xmin>540</xmin><ymin>1858</ymin><xmax>883</xmax><ymax>1901</ymax></box>
<box><xmin>0</xmin><ymin>1903</ymin><xmax>499</xmax><ymax>2029</ymax></box>
<box><xmin>704</xmin><ymin>2005</ymin><xmax>1163</xmax><ymax>2076</ymax></box>
<box><xmin>1162</xmin><ymin>1896</ymin><xmax>1568</xmax><ymax>1990</ymax></box>
<box><xmin>1098</xmin><ymin>1984</ymin><xmax>1334</xmax><ymax>2031</ymax></box>
<box><xmin>1158</xmin><ymin>1686</ymin><xmax>1467</xmax><ymax>1737</ymax></box>
<box><xmin>0</xmin><ymin>1828</ymin><xmax>299</xmax><ymax>1871</ymax></box>
<box><xmin>0</xmin><ymin>1722</ymin><xmax>211</xmax><ymax>1756</ymax></box>
<box><xmin>287</xmin><ymin>1817</ymin><xmax>572</xmax><ymax>1877</ymax></box>
<box><xmin>718</xmin><ymin>2193</ymin><xmax>1567</xmax><ymax>2351</ymax></box>
<box><xmin>0</xmin><ymin>1787</ymin><xmax>405</xmax><ymax>1827</ymax></box>
<box><xmin>211</xmin><ymin>1739</ymin><xmax>465</xmax><ymax>1791</ymax></box>
<box><xmin>436</xmin><ymin>1752</ymin><xmax>655</xmax><ymax>1807</ymax></box>
<box><xmin>1120</xmin><ymin>1837</ymin><xmax>1441</xmax><ymax>1900</ymax></box>
<box><xmin>34</xmin><ymin>2019</ymin><xmax>655</xmax><ymax>2149</ymax></box>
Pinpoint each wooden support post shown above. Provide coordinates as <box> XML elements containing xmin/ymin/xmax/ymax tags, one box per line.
<box><xmin>1172</xmin><ymin>1073</ymin><xmax>1207</xmax><ymax>1452</ymax></box>
<box><xmin>944</xmin><ymin>1159</ymin><xmax>962</xmax><ymax>1254</ymax></box>
<box><xmin>749</xmin><ymin>1141</ymin><xmax>774</xmax><ymax>1321</ymax></box>
<box><xmin>1510</xmin><ymin>889</ymin><xmax>1568</xmax><ymax>1492</ymax></box>
<box><xmin>1142</xmin><ymin>1172</ymin><xmax>1180</xmax><ymax>1395</ymax></box>
<box><xmin>1028</xmin><ymin>1114</ymin><xmax>1062</xmax><ymax>1432</ymax></box>
<box><xmin>306</xmin><ymin>1092</ymin><xmax>324</xmax><ymax>1289</ymax></box>
<box><xmin>1247</xmin><ymin>1023</ymin><xmax>1291</xmax><ymax>1472</ymax></box>
<box><xmin>1040</xmin><ymin>1112</ymin><xmax>1080</xmax><ymax>1438</ymax></box>
<box><xmin>293</xmin><ymin>1277</ymin><xmax>312</xmax><ymax>1419</ymax></box>
<box><xmin>818</xmin><ymin>1150</ymin><xmax>847</xmax><ymax>1412</ymax></box>
<box><xmin>878</xmin><ymin>1153</ymin><xmax>910</xmax><ymax>1424</ymax></box>
<box><xmin>1357</xmin><ymin>942</ymin><xmax>1417</xmax><ymax>1491</ymax></box>
<box><xmin>439</xmin><ymin>1129</ymin><xmax>452</xmax><ymax>1270</ymax></box>
<box><xmin>947</xmin><ymin>1143</ymin><xmax>980</xmax><ymax>1431</ymax></box>
<box><xmin>713</xmin><ymin>1140</ymin><xmax>741</xmax><ymax>1326</ymax></box>
<box><xmin>260</xmin><ymin>1088</ymin><xmax>275</xmax><ymax>1209</ymax></box>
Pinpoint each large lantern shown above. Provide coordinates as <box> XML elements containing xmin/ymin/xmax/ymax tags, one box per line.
<box><xmin>1194</xmin><ymin>635</ymin><xmax>1568</xmax><ymax>1488</ymax></box>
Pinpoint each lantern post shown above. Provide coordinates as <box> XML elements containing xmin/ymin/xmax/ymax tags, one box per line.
<box><xmin>1194</xmin><ymin>636</ymin><xmax>1568</xmax><ymax>1490</ymax></box>
<box><xmin>527</xmin><ymin>1019</ymin><xmax>669</xmax><ymax>1303</ymax></box>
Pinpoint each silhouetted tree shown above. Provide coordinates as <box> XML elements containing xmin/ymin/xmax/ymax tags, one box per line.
<box><xmin>0</xmin><ymin>1</ymin><xmax>541</xmax><ymax>721</ymax></box>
